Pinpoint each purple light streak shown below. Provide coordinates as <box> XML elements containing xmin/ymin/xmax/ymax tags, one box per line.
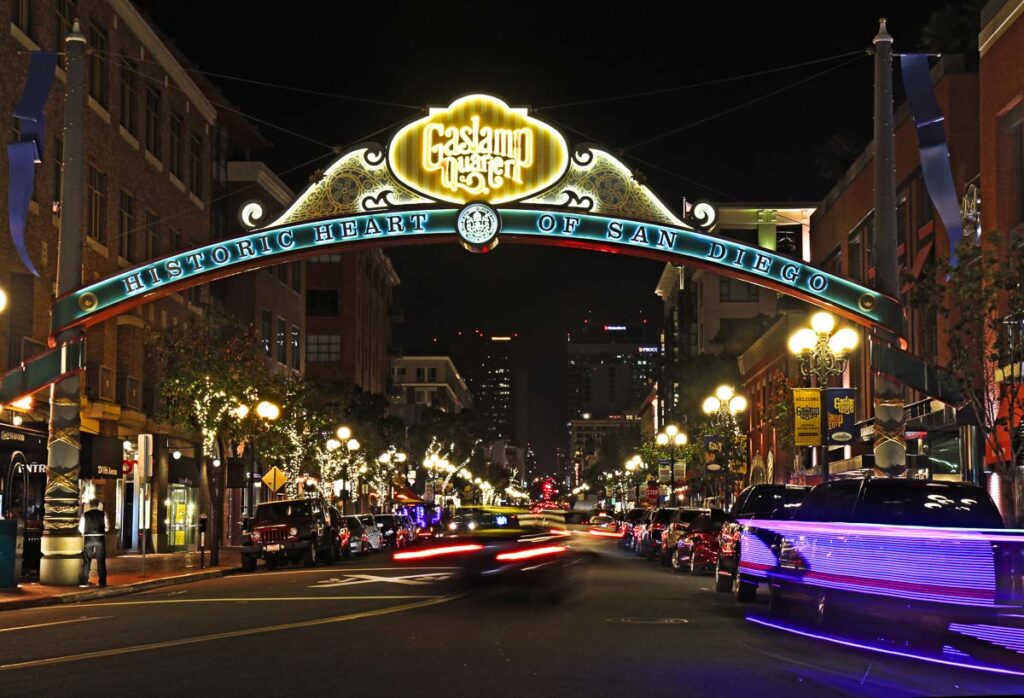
<box><xmin>746</xmin><ymin>616</ymin><xmax>1024</xmax><ymax>678</ymax></box>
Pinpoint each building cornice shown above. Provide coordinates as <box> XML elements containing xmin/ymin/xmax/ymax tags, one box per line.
<box><xmin>226</xmin><ymin>161</ymin><xmax>295</xmax><ymax>206</ymax></box>
<box><xmin>981</xmin><ymin>0</ymin><xmax>1024</xmax><ymax>55</ymax></box>
<box><xmin>109</xmin><ymin>0</ymin><xmax>217</xmax><ymax>124</ymax></box>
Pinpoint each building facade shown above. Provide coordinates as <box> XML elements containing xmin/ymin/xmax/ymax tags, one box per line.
<box><xmin>305</xmin><ymin>249</ymin><xmax>398</xmax><ymax>395</ymax></box>
<box><xmin>1</xmin><ymin>0</ymin><xmax>219</xmax><ymax>554</ymax></box>
<box><xmin>445</xmin><ymin>331</ymin><xmax>522</xmax><ymax>442</ymax></box>
<box><xmin>388</xmin><ymin>355</ymin><xmax>473</xmax><ymax>426</ymax></box>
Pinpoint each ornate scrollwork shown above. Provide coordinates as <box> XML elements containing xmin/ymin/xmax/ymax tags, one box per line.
<box><xmin>683</xmin><ymin>201</ymin><xmax>717</xmax><ymax>231</ymax></box>
<box><xmin>524</xmin><ymin>146</ymin><xmax>685</xmax><ymax>227</ymax></box>
<box><xmin>270</xmin><ymin>145</ymin><xmax>430</xmax><ymax>227</ymax></box>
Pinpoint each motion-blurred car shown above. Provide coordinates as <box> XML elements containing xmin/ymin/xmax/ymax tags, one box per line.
<box><xmin>715</xmin><ymin>484</ymin><xmax>811</xmax><ymax>598</ymax></box>
<box><xmin>358</xmin><ymin>514</ymin><xmax>384</xmax><ymax>550</ymax></box>
<box><xmin>658</xmin><ymin>508</ymin><xmax>716</xmax><ymax>565</ymax></box>
<box><xmin>637</xmin><ymin>507</ymin><xmax>677</xmax><ymax>560</ymax></box>
<box><xmin>443</xmin><ymin>508</ymin><xmax>520</xmax><ymax>535</ymax></box>
<box><xmin>394</xmin><ymin>518</ymin><xmax>581</xmax><ymax>600</ymax></box>
<box><xmin>619</xmin><ymin>508</ymin><xmax>647</xmax><ymax>549</ymax></box>
<box><xmin>670</xmin><ymin>509</ymin><xmax>728</xmax><ymax>573</ymax></box>
<box><xmin>631</xmin><ymin>508</ymin><xmax>656</xmax><ymax>552</ymax></box>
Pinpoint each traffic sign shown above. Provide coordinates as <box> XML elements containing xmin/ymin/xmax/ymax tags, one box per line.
<box><xmin>262</xmin><ymin>466</ymin><xmax>288</xmax><ymax>493</ymax></box>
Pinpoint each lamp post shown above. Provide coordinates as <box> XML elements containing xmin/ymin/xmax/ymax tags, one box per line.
<box><xmin>702</xmin><ymin>385</ymin><xmax>747</xmax><ymax>502</ymax></box>
<box><xmin>245</xmin><ymin>400</ymin><xmax>280</xmax><ymax>518</ymax></box>
<box><xmin>787</xmin><ymin>311</ymin><xmax>858</xmax><ymax>482</ymax></box>
<box><xmin>625</xmin><ymin>456</ymin><xmax>643</xmax><ymax>505</ymax></box>
<box><xmin>656</xmin><ymin>425</ymin><xmax>687</xmax><ymax>503</ymax></box>
<box><xmin>377</xmin><ymin>448</ymin><xmax>408</xmax><ymax>510</ymax></box>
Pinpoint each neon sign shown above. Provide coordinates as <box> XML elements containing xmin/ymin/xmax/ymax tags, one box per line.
<box><xmin>389</xmin><ymin>95</ymin><xmax>568</xmax><ymax>205</ymax></box>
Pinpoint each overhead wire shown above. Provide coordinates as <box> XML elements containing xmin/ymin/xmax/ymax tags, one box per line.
<box><xmin>534</xmin><ymin>49</ymin><xmax>868</xmax><ymax>111</ymax></box>
<box><xmin>624</xmin><ymin>54</ymin><xmax>865</xmax><ymax>152</ymax></box>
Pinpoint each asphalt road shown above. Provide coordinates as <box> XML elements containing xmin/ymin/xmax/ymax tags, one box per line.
<box><xmin>0</xmin><ymin>540</ymin><xmax>1019</xmax><ymax>697</ymax></box>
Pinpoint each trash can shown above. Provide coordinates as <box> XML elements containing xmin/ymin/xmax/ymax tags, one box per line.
<box><xmin>0</xmin><ymin>519</ymin><xmax>24</xmax><ymax>588</ymax></box>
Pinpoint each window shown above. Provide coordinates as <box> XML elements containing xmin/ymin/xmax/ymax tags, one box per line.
<box><xmin>117</xmin><ymin>190</ymin><xmax>134</xmax><ymax>259</ymax></box>
<box><xmin>142</xmin><ymin>210</ymin><xmax>157</xmax><ymax>263</ymax></box>
<box><xmin>119</xmin><ymin>58</ymin><xmax>137</xmax><ymax>134</ymax></box>
<box><xmin>169</xmin><ymin>112</ymin><xmax>183</xmax><ymax>179</ymax></box>
<box><xmin>427</xmin><ymin>367</ymin><xmax>437</xmax><ymax>381</ymax></box>
<box><xmin>290</xmin><ymin>262</ymin><xmax>301</xmax><ymax>293</ymax></box>
<box><xmin>416</xmin><ymin>367</ymin><xmax>425</xmax><ymax>382</ymax></box>
<box><xmin>718</xmin><ymin>278</ymin><xmax>759</xmax><ymax>302</ymax></box>
<box><xmin>277</xmin><ymin>318</ymin><xmax>287</xmax><ymax>364</ymax></box>
<box><xmin>261</xmin><ymin>310</ymin><xmax>272</xmax><ymax>356</ymax></box>
<box><xmin>847</xmin><ymin>231</ymin><xmax>862</xmax><ymax>281</ymax></box>
<box><xmin>51</xmin><ymin>137</ymin><xmax>62</xmax><ymax>208</ymax></box>
<box><xmin>309</xmin><ymin>254</ymin><xmax>342</xmax><ymax>263</ymax></box>
<box><xmin>795</xmin><ymin>481</ymin><xmax>862</xmax><ymax>522</ymax></box>
<box><xmin>290</xmin><ymin>326</ymin><xmax>301</xmax><ymax>370</ymax></box>
<box><xmin>144</xmin><ymin>86</ymin><xmax>161</xmax><ymax>157</ymax></box>
<box><xmin>168</xmin><ymin>228</ymin><xmax>182</xmax><ymax>255</ymax></box>
<box><xmin>12</xmin><ymin>0</ymin><xmax>32</xmax><ymax>38</ymax></box>
<box><xmin>306</xmin><ymin>334</ymin><xmax>340</xmax><ymax>363</ymax></box>
<box><xmin>915</xmin><ymin>175</ymin><xmax>933</xmax><ymax>229</ymax></box>
<box><xmin>188</xmin><ymin>133</ymin><xmax>202</xmax><ymax>196</ymax></box>
<box><xmin>87</xmin><ymin>22</ymin><xmax>108</xmax><ymax>107</ymax></box>
<box><xmin>1017</xmin><ymin>124</ymin><xmax>1024</xmax><ymax>226</ymax></box>
<box><xmin>276</xmin><ymin>263</ymin><xmax>288</xmax><ymax>285</ymax></box>
<box><xmin>306</xmin><ymin>289</ymin><xmax>339</xmax><ymax>317</ymax></box>
<box><xmin>187</xmin><ymin>285</ymin><xmax>202</xmax><ymax>306</ymax></box>
<box><xmin>55</xmin><ymin>1</ymin><xmax>72</xmax><ymax>61</ymax></box>
<box><xmin>86</xmin><ymin>164</ymin><xmax>107</xmax><ymax>242</ymax></box>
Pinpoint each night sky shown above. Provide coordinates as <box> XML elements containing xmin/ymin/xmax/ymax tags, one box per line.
<box><xmin>139</xmin><ymin>1</ymin><xmax>949</xmax><ymax>467</ymax></box>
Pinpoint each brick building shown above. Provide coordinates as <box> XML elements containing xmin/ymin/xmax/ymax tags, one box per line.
<box><xmin>1</xmin><ymin>0</ymin><xmax>218</xmax><ymax>554</ymax></box>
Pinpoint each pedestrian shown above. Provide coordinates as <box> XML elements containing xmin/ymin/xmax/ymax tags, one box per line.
<box><xmin>78</xmin><ymin>498</ymin><xmax>108</xmax><ymax>588</ymax></box>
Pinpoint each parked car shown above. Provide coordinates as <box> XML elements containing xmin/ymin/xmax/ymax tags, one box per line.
<box><xmin>341</xmin><ymin>515</ymin><xmax>371</xmax><ymax>555</ymax></box>
<box><xmin>620</xmin><ymin>508</ymin><xmax>647</xmax><ymax>549</ymax></box>
<box><xmin>241</xmin><ymin>497</ymin><xmax>339</xmax><ymax>571</ymax></box>
<box><xmin>374</xmin><ymin>514</ymin><xmax>413</xmax><ymax>549</ymax></box>
<box><xmin>670</xmin><ymin>509</ymin><xmax>728</xmax><ymax>573</ymax></box>
<box><xmin>397</xmin><ymin>513</ymin><xmax>419</xmax><ymax>545</ymax></box>
<box><xmin>715</xmin><ymin>484</ymin><xmax>811</xmax><ymax>598</ymax></box>
<box><xmin>358</xmin><ymin>514</ymin><xmax>384</xmax><ymax>550</ymax></box>
<box><xmin>760</xmin><ymin>477</ymin><xmax>1005</xmax><ymax>629</ymax></box>
<box><xmin>659</xmin><ymin>508</ymin><xmax>716</xmax><ymax>565</ymax></box>
<box><xmin>630</xmin><ymin>508</ymin><xmax>656</xmax><ymax>552</ymax></box>
<box><xmin>638</xmin><ymin>507</ymin><xmax>677</xmax><ymax>560</ymax></box>
<box><xmin>328</xmin><ymin>507</ymin><xmax>352</xmax><ymax>560</ymax></box>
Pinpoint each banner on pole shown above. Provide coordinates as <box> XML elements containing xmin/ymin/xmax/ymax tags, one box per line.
<box><xmin>793</xmin><ymin>388</ymin><xmax>822</xmax><ymax>446</ymax></box>
<box><xmin>824</xmin><ymin>388</ymin><xmax>857</xmax><ymax>444</ymax></box>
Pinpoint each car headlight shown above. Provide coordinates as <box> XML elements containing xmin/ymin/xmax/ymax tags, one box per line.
<box><xmin>448</xmin><ymin>522</ymin><xmax>458</xmax><ymax>530</ymax></box>
<box><xmin>288</xmin><ymin>527</ymin><xmax>299</xmax><ymax>537</ymax></box>
<box><xmin>251</xmin><ymin>530</ymin><xmax>261</xmax><ymax>542</ymax></box>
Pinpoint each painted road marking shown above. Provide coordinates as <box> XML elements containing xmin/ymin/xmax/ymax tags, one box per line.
<box><xmin>311</xmin><ymin>572</ymin><xmax>452</xmax><ymax>588</ymax></box>
<box><xmin>0</xmin><ymin>594</ymin><xmax>462</xmax><ymax>671</ymax></box>
<box><xmin>69</xmin><ymin>595</ymin><xmax>440</xmax><ymax>607</ymax></box>
<box><xmin>0</xmin><ymin>616</ymin><xmax>109</xmax><ymax>634</ymax></box>
<box><xmin>240</xmin><ymin>566</ymin><xmax>459</xmax><ymax>575</ymax></box>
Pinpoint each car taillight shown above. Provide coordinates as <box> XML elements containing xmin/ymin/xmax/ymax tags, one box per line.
<box><xmin>589</xmin><ymin>528</ymin><xmax>623</xmax><ymax>538</ymax></box>
<box><xmin>652</xmin><ymin>524</ymin><xmax>664</xmax><ymax>531</ymax></box>
<box><xmin>495</xmin><ymin>545</ymin><xmax>567</xmax><ymax>562</ymax></box>
<box><xmin>394</xmin><ymin>544</ymin><xmax>484</xmax><ymax>561</ymax></box>
<box><xmin>251</xmin><ymin>530</ymin><xmax>261</xmax><ymax>542</ymax></box>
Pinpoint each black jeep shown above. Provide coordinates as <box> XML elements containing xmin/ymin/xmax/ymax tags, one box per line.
<box><xmin>241</xmin><ymin>497</ymin><xmax>339</xmax><ymax>571</ymax></box>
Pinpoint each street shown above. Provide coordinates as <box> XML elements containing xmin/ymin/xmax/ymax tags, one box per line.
<box><xmin>0</xmin><ymin>540</ymin><xmax>1019</xmax><ymax>698</ymax></box>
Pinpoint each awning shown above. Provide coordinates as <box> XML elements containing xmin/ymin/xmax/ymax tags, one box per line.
<box><xmin>393</xmin><ymin>485</ymin><xmax>423</xmax><ymax>504</ymax></box>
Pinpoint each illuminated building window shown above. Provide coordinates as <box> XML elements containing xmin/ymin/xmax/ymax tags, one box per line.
<box><xmin>306</xmin><ymin>334</ymin><xmax>340</xmax><ymax>363</ymax></box>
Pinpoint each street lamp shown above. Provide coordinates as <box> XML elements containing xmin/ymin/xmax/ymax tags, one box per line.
<box><xmin>625</xmin><ymin>455</ymin><xmax>642</xmax><ymax>504</ymax></box>
<box><xmin>702</xmin><ymin>385</ymin><xmax>747</xmax><ymax>429</ymax></box>
<box><xmin>788</xmin><ymin>311</ymin><xmax>858</xmax><ymax>481</ymax></box>
<box><xmin>336</xmin><ymin>425</ymin><xmax>352</xmax><ymax>441</ymax></box>
<box><xmin>377</xmin><ymin>448</ymin><xmax>408</xmax><ymax>509</ymax></box>
<box><xmin>656</xmin><ymin>424</ymin><xmax>687</xmax><ymax>502</ymax></box>
<box><xmin>247</xmin><ymin>399</ymin><xmax>280</xmax><ymax>517</ymax></box>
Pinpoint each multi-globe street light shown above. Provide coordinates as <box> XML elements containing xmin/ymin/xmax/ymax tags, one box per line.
<box><xmin>701</xmin><ymin>386</ymin><xmax>747</xmax><ymax>500</ymax></box>
<box><xmin>788</xmin><ymin>311</ymin><xmax>858</xmax><ymax>481</ymax></box>
<box><xmin>625</xmin><ymin>455</ymin><xmax>643</xmax><ymax>503</ymax></box>
<box><xmin>655</xmin><ymin>424</ymin><xmax>687</xmax><ymax>502</ymax></box>
<box><xmin>377</xmin><ymin>448</ymin><xmax>408</xmax><ymax>508</ymax></box>
<box><xmin>239</xmin><ymin>399</ymin><xmax>280</xmax><ymax>517</ymax></box>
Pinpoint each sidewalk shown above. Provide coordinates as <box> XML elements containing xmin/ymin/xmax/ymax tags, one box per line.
<box><xmin>0</xmin><ymin>547</ymin><xmax>242</xmax><ymax>612</ymax></box>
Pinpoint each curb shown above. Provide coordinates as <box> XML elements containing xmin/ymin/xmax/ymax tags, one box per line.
<box><xmin>0</xmin><ymin>566</ymin><xmax>243</xmax><ymax>612</ymax></box>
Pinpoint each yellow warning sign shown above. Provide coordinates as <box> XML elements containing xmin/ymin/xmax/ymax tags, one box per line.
<box><xmin>262</xmin><ymin>466</ymin><xmax>288</xmax><ymax>493</ymax></box>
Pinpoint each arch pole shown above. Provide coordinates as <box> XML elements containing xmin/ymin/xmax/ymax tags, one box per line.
<box><xmin>40</xmin><ymin>20</ymin><xmax>87</xmax><ymax>585</ymax></box>
<box><xmin>871</xmin><ymin>19</ymin><xmax>907</xmax><ymax>476</ymax></box>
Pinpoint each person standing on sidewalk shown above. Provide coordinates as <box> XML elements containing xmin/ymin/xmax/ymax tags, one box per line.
<box><xmin>78</xmin><ymin>499</ymin><xmax>108</xmax><ymax>587</ymax></box>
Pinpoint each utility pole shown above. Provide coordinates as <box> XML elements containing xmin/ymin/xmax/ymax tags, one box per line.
<box><xmin>871</xmin><ymin>19</ymin><xmax>907</xmax><ymax>475</ymax></box>
<box><xmin>40</xmin><ymin>21</ymin><xmax>86</xmax><ymax>585</ymax></box>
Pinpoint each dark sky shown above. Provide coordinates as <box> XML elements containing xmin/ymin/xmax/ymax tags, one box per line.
<box><xmin>139</xmin><ymin>1</ymin><xmax>949</xmax><ymax>468</ymax></box>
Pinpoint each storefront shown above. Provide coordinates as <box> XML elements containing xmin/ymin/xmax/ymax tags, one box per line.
<box><xmin>167</xmin><ymin>454</ymin><xmax>200</xmax><ymax>551</ymax></box>
<box><xmin>0</xmin><ymin>424</ymin><xmax>47</xmax><ymax>520</ymax></box>
<box><xmin>81</xmin><ymin>434</ymin><xmax>126</xmax><ymax>552</ymax></box>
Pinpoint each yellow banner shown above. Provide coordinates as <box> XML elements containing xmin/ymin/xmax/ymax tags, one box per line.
<box><xmin>793</xmin><ymin>388</ymin><xmax>822</xmax><ymax>446</ymax></box>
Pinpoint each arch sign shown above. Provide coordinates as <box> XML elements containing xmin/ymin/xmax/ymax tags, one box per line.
<box><xmin>51</xmin><ymin>94</ymin><xmax>901</xmax><ymax>337</ymax></box>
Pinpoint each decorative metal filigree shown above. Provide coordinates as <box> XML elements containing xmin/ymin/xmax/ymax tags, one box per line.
<box><xmin>270</xmin><ymin>145</ymin><xmax>430</xmax><ymax>227</ymax></box>
<box><xmin>523</xmin><ymin>146</ymin><xmax>698</xmax><ymax>228</ymax></box>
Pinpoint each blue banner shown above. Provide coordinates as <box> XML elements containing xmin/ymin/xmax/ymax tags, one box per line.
<box><xmin>900</xmin><ymin>54</ymin><xmax>964</xmax><ymax>268</ymax></box>
<box><xmin>824</xmin><ymin>388</ymin><xmax>857</xmax><ymax>445</ymax></box>
<box><xmin>8</xmin><ymin>51</ymin><xmax>58</xmax><ymax>277</ymax></box>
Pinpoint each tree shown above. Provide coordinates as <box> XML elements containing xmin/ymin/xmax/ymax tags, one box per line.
<box><xmin>911</xmin><ymin>233</ymin><xmax>1024</xmax><ymax>524</ymax></box>
<box><xmin>150</xmin><ymin>307</ymin><xmax>266</xmax><ymax>564</ymax></box>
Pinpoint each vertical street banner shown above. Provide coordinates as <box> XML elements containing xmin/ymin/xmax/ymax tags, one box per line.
<box><xmin>792</xmin><ymin>388</ymin><xmax>822</xmax><ymax>446</ymax></box>
<box><xmin>704</xmin><ymin>435</ymin><xmax>724</xmax><ymax>471</ymax></box>
<box><xmin>825</xmin><ymin>388</ymin><xmax>857</xmax><ymax>445</ymax></box>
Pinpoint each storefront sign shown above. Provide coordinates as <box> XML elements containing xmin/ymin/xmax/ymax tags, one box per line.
<box><xmin>793</xmin><ymin>388</ymin><xmax>823</xmax><ymax>446</ymax></box>
<box><xmin>388</xmin><ymin>94</ymin><xmax>568</xmax><ymax>205</ymax></box>
<box><xmin>825</xmin><ymin>388</ymin><xmax>857</xmax><ymax>444</ymax></box>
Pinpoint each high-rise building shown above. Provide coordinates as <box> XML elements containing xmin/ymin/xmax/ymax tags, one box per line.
<box><xmin>566</xmin><ymin>321</ymin><xmax>658</xmax><ymax>422</ymax></box>
<box><xmin>445</xmin><ymin>331</ymin><xmax>522</xmax><ymax>442</ymax></box>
